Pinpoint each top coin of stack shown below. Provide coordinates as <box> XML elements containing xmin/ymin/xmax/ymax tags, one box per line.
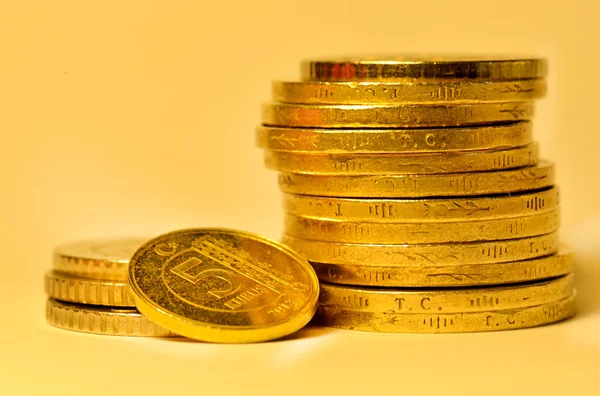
<box><xmin>256</xmin><ymin>56</ymin><xmax>575</xmax><ymax>333</ymax></box>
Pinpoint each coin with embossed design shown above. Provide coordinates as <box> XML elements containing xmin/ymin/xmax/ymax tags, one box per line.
<box><xmin>262</xmin><ymin>102</ymin><xmax>533</xmax><ymax>128</ymax></box>
<box><xmin>302</xmin><ymin>56</ymin><xmax>547</xmax><ymax>81</ymax></box>
<box><xmin>127</xmin><ymin>228</ymin><xmax>319</xmax><ymax>343</ymax></box>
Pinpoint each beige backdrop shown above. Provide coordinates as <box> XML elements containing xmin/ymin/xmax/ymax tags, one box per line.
<box><xmin>1</xmin><ymin>1</ymin><xmax>599</xmax><ymax>395</ymax></box>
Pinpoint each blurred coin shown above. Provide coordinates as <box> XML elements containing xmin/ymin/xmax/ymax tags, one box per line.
<box><xmin>45</xmin><ymin>271</ymin><xmax>134</xmax><ymax>307</ymax></box>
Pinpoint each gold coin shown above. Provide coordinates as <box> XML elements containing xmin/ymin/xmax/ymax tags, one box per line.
<box><xmin>262</xmin><ymin>102</ymin><xmax>534</xmax><ymax>128</ymax></box>
<box><xmin>53</xmin><ymin>238</ymin><xmax>147</xmax><ymax>281</ymax></box>
<box><xmin>256</xmin><ymin>122</ymin><xmax>532</xmax><ymax>153</ymax></box>
<box><xmin>265</xmin><ymin>144</ymin><xmax>538</xmax><ymax>175</ymax></box>
<box><xmin>127</xmin><ymin>228</ymin><xmax>319</xmax><ymax>343</ymax></box>
<box><xmin>284</xmin><ymin>210</ymin><xmax>559</xmax><ymax>244</ymax></box>
<box><xmin>313</xmin><ymin>250</ymin><xmax>574</xmax><ymax>287</ymax></box>
<box><xmin>319</xmin><ymin>273</ymin><xmax>573</xmax><ymax>314</ymax></box>
<box><xmin>278</xmin><ymin>161</ymin><xmax>555</xmax><ymax>198</ymax></box>
<box><xmin>301</xmin><ymin>56</ymin><xmax>547</xmax><ymax>81</ymax></box>
<box><xmin>316</xmin><ymin>295</ymin><xmax>575</xmax><ymax>333</ymax></box>
<box><xmin>282</xmin><ymin>232</ymin><xmax>559</xmax><ymax>266</ymax></box>
<box><xmin>46</xmin><ymin>298</ymin><xmax>175</xmax><ymax>337</ymax></box>
<box><xmin>273</xmin><ymin>79</ymin><xmax>546</xmax><ymax>105</ymax></box>
<box><xmin>283</xmin><ymin>187</ymin><xmax>559</xmax><ymax>222</ymax></box>
<box><xmin>45</xmin><ymin>271</ymin><xmax>134</xmax><ymax>307</ymax></box>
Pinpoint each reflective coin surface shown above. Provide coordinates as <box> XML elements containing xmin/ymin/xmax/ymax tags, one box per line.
<box><xmin>127</xmin><ymin>228</ymin><xmax>319</xmax><ymax>343</ymax></box>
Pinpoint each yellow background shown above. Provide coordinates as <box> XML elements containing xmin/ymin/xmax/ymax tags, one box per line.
<box><xmin>1</xmin><ymin>1</ymin><xmax>599</xmax><ymax>395</ymax></box>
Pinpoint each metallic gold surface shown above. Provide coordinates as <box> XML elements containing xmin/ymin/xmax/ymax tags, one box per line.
<box><xmin>53</xmin><ymin>238</ymin><xmax>147</xmax><ymax>281</ymax></box>
<box><xmin>284</xmin><ymin>210</ymin><xmax>559</xmax><ymax>244</ymax></box>
<box><xmin>265</xmin><ymin>144</ymin><xmax>538</xmax><ymax>175</ymax></box>
<box><xmin>278</xmin><ymin>162</ymin><xmax>555</xmax><ymax>198</ymax></box>
<box><xmin>256</xmin><ymin>122</ymin><xmax>532</xmax><ymax>153</ymax></box>
<box><xmin>46</xmin><ymin>298</ymin><xmax>175</xmax><ymax>337</ymax></box>
<box><xmin>302</xmin><ymin>56</ymin><xmax>547</xmax><ymax>81</ymax></box>
<box><xmin>316</xmin><ymin>294</ymin><xmax>575</xmax><ymax>333</ymax></box>
<box><xmin>45</xmin><ymin>271</ymin><xmax>134</xmax><ymax>307</ymax></box>
<box><xmin>312</xmin><ymin>251</ymin><xmax>574</xmax><ymax>287</ymax></box>
<box><xmin>282</xmin><ymin>232</ymin><xmax>559</xmax><ymax>266</ymax></box>
<box><xmin>283</xmin><ymin>187</ymin><xmax>559</xmax><ymax>222</ymax></box>
<box><xmin>127</xmin><ymin>228</ymin><xmax>319</xmax><ymax>343</ymax></box>
<box><xmin>319</xmin><ymin>273</ymin><xmax>573</xmax><ymax>313</ymax></box>
<box><xmin>262</xmin><ymin>102</ymin><xmax>534</xmax><ymax>128</ymax></box>
<box><xmin>273</xmin><ymin>79</ymin><xmax>546</xmax><ymax>104</ymax></box>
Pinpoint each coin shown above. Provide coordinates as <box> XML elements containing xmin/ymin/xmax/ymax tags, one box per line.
<box><xmin>301</xmin><ymin>56</ymin><xmax>547</xmax><ymax>81</ymax></box>
<box><xmin>283</xmin><ymin>187</ymin><xmax>559</xmax><ymax>222</ymax></box>
<box><xmin>45</xmin><ymin>271</ymin><xmax>134</xmax><ymax>307</ymax></box>
<box><xmin>282</xmin><ymin>232</ymin><xmax>559</xmax><ymax>266</ymax></box>
<box><xmin>53</xmin><ymin>238</ymin><xmax>147</xmax><ymax>281</ymax></box>
<box><xmin>265</xmin><ymin>144</ymin><xmax>538</xmax><ymax>175</ymax></box>
<box><xmin>278</xmin><ymin>161</ymin><xmax>555</xmax><ymax>198</ymax></box>
<box><xmin>273</xmin><ymin>79</ymin><xmax>546</xmax><ymax>105</ymax></box>
<box><xmin>312</xmin><ymin>250</ymin><xmax>574</xmax><ymax>287</ymax></box>
<box><xmin>127</xmin><ymin>228</ymin><xmax>319</xmax><ymax>343</ymax></box>
<box><xmin>284</xmin><ymin>210</ymin><xmax>559</xmax><ymax>244</ymax></box>
<box><xmin>256</xmin><ymin>122</ymin><xmax>533</xmax><ymax>153</ymax></box>
<box><xmin>262</xmin><ymin>102</ymin><xmax>534</xmax><ymax>128</ymax></box>
<box><xmin>315</xmin><ymin>294</ymin><xmax>575</xmax><ymax>333</ymax></box>
<box><xmin>46</xmin><ymin>298</ymin><xmax>175</xmax><ymax>337</ymax></box>
<box><xmin>319</xmin><ymin>273</ymin><xmax>573</xmax><ymax>313</ymax></box>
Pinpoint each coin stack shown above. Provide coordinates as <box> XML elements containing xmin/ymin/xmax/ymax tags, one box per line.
<box><xmin>257</xmin><ymin>56</ymin><xmax>576</xmax><ymax>333</ymax></box>
<box><xmin>44</xmin><ymin>238</ymin><xmax>175</xmax><ymax>337</ymax></box>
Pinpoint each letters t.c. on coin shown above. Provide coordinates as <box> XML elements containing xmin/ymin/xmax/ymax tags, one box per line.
<box><xmin>127</xmin><ymin>228</ymin><xmax>319</xmax><ymax>343</ymax></box>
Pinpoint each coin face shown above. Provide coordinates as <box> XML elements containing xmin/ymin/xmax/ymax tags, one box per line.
<box><xmin>127</xmin><ymin>228</ymin><xmax>319</xmax><ymax>343</ymax></box>
<box><xmin>53</xmin><ymin>237</ymin><xmax>148</xmax><ymax>280</ymax></box>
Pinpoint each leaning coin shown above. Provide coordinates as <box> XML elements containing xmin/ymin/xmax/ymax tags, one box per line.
<box><xmin>262</xmin><ymin>102</ymin><xmax>533</xmax><ymax>128</ymax></box>
<box><xmin>264</xmin><ymin>144</ymin><xmax>538</xmax><ymax>175</ymax></box>
<box><xmin>46</xmin><ymin>298</ymin><xmax>175</xmax><ymax>337</ymax></box>
<box><xmin>127</xmin><ymin>228</ymin><xmax>319</xmax><ymax>343</ymax></box>
<box><xmin>319</xmin><ymin>273</ymin><xmax>573</xmax><ymax>314</ymax></box>
<box><xmin>315</xmin><ymin>294</ymin><xmax>575</xmax><ymax>333</ymax></box>
<box><xmin>45</xmin><ymin>271</ymin><xmax>135</xmax><ymax>307</ymax></box>
<box><xmin>312</xmin><ymin>250</ymin><xmax>574</xmax><ymax>287</ymax></box>
<box><xmin>278</xmin><ymin>161</ymin><xmax>555</xmax><ymax>198</ymax></box>
<box><xmin>53</xmin><ymin>237</ymin><xmax>147</xmax><ymax>281</ymax></box>
<box><xmin>272</xmin><ymin>79</ymin><xmax>546</xmax><ymax>105</ymax></box>
<box><xmin>301</xmin><ymin>56</ymin><xmax>547</xmax><ymax>81</ymax></box>
<box><xmin>256</xmin><ymin>122</ymin><xmax>532</xmax><ymax>153</ymax></box>
<box><xmin>283</xmin><ymin>187</ymin><xmax>559</xmax><ymax>222</ymax></box>
<box><xmin>282</xmin><ymin>232</ymin><xmax>559</xmax><ymax>266</ymax></box>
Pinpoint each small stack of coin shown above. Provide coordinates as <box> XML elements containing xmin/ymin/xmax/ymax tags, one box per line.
<box><xmin>44</xmin><ymin>238</ymin><xmax>175</xmax><ymax>337</ymax></box>
<box><xmin>257</xmin><ymin>56</ymin><xmax>576</xmax><ymax>333</ymax></box>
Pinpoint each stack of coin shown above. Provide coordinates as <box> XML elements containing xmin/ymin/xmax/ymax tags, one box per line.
<box><xmin>44</xmin><ymin>238</ymin><xmax>175</xmax><ymax>337</ymax></box>
<box><xmin>257</xmin><ymin>56</ymin><xmax>576</xmax><ymax>333</ymax></box>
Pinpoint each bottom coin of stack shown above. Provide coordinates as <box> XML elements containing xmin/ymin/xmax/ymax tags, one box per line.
<box><xmin>316</xmin><ymin>274</ymin><xmax>575</xmax><ymax>333</ymax></box>
<box><xmin>44</xmin><ymin>238</ymin><xmax>174</xmax><ymax>337</ymax></box>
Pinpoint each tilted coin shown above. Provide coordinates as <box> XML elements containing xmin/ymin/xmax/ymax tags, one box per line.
<box><xmin>256</xmin><ymin>122</ymin><xmax>533</xmax><ymax>153</ymax></box>
<box><xmin>283</xmin><ymin>187</ymin><xmax>559</xmax><ymax>222</ymax></box>
<box><xmin>278</xmin><ymin>161</ymin><xmax>555</xmax><ymax>198</ymax></box>
<box><xmin>264</xmin><ymin>144</ymin><xmax>538</xmax><ymax>175</ymax></box>
<box><xmin>262</xmin><ymin>102</ymin><xmax>534</xmax><ymax>128</ymax></box>
<box><xmin>316</xmin><ymin>294</ymin><xmax>575</xmax><ymax>333</ymax></box>
<box><xmin>45</xmin><ymin>271</ymin><xmax>134</xmax><ymax>307</ymax></box>
<box><xmin>46</xmin><ymin>298</ymin><xmax>175</xmax><ymax>337</ymax></box>
<box><xmin>301</xmin><ymin>56</ymin><xmax>547</xmax><ymax>81</ymax></box>
<box><xmin>319</xmin><ymin>273</ymin><xmax>573</xmax><ymax>314</ymax></box>
<box><xmin>127</xmin><ymin>228</ymin><xmax>319</xmax><ymax>343</ymax></box>
<box><xmin>284</xmin><ymin>210</ymin><xmax>559</xmax><ymax>244</ymax></box>
<box><xmin>282</xmin><ymin>232</ymin><xmax>559</xmax><ymax>266</ymax></box>
<box><xmin>53</xmin><ymin>237</ymin><xmax>147</xmax><ymax>281</ymax></box>
<box><xmin>273</xmin><ymin>79</ymin><xmax>546</xmax><ymax>105</ymax></box>
<box><xmin>313</xmin><ymin>250</ymin><xmax>574</xmax><ymax>287</ymax></box>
